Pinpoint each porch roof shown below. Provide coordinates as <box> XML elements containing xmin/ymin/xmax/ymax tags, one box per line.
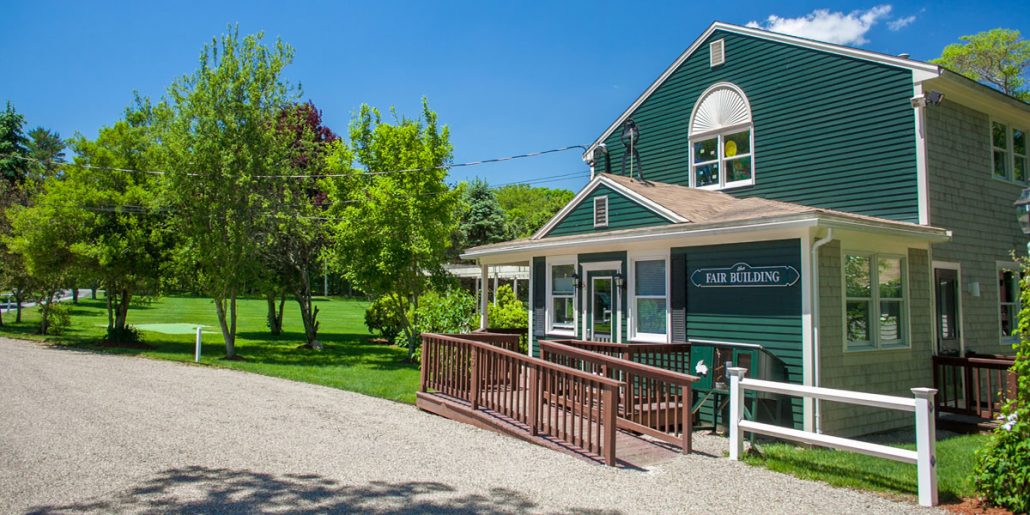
<box><xmin>462</xmin><ymin>174</ymin><xmax>951</xmax><ymax>260</ymax></box>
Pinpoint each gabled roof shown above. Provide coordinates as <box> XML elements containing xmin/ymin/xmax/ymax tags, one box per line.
<box><xmin>463</xmin><ymin>174</ymin><xmax>951</xmax><ymax>260</ymax></box>
<box><xmin>583</xmin><ymin>21</ymin><xmax>944</xmax><ymax>159</ymax></box>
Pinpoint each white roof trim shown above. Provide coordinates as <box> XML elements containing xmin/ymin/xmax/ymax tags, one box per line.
<box><xmin>583</xmin><ymin>21</ymin><xmax>942</xmax><ymax>159</ymax></box>
<box><xmin>531</xmin><ymin>175</ymin><xmax>687</xmax><ymax>240</ymax></box>
<box><xmin>466</xmin><ymin>213</ymin><xmax>950</xmax><ymax>260</ymax></box>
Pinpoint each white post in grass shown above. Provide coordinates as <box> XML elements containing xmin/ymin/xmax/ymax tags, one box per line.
<box><xmin>195</xmin><ymin>326</ymin><xmax>203</xmax><ymax>363</ymax></box>
<box><xmin>728</xmin><ymin>367</ymin><xmax>748</xmax><ymax>460</ymax></box>
<box><xmin>912</xmin><ymin>387</ymin><xmax>938</xmax><ymax>507</ymax></box>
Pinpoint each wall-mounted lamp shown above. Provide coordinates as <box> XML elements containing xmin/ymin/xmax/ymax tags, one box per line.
<box><xmin>615</xmin><ymin>271</ymin><xmax>625</xmax><ymax>289</ymax></box>
<box><xmin>571</xmin><ymin>273</ymin><xmax>583</xmax><ymax>290</ymax></box>
<box><xmin>966</xmin><ymin>281</ymin><xmax>981</xmax><ymax>297</ymax></box>
<box><xmin>911</xmin><ymin>90</ymin><xmax>945</xmax><ymax>108</ymax></box>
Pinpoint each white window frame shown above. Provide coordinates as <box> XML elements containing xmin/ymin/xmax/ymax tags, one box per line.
<box><xmin>593</xmin><ymin>195</ymin><xmax>609</xmax><ymax>228</ymax></box>
<box><xmin>628</xmin><ymin>251</ymin><xmax>671</xmax><ymax>343</ymax></box>
<box><xmin>990</xmin><ymin>119</ymin><xmax>1029</xmax><ymax>185</ymax></box>
<box><xmin>997</xmin><ymin>261</ymin><xmax>1021</xmax><ymax>345</ymax></box>
<box><xmin>689</xmin><ymin>125</ymin><xmax>755</xmax><ymax>190</ymax></box>
<box><xmin>579</xmin><ymin>260</ymin><xmax>624</xmax><ymax>343</ymax></box>
<box><xmin>545</xmin><ymin>256</ymin><xmax>577</xmax><ymax>337</ymax></box>
<box><xmin>842</xmin><ymin>250</ymin><xmax>910</xmax><ymax>352</ymax></box>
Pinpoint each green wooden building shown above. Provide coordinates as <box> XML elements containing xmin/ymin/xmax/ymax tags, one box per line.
<box><xmin>463</xmin><ymin>22</ymin><xmax>1030</xmax><ymax>436</ymax></box>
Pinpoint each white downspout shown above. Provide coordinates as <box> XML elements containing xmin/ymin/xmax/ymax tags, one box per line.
<box><xmin>811</xmin><ymin>228</ymin><xmax>833</xmax><ymax>434</ymax></box>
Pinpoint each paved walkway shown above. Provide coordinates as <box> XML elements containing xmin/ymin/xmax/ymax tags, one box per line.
<box><xmin>0</xmin><ymin>338</ymin><xmax>938</xmax><ymax>514</ymax></box>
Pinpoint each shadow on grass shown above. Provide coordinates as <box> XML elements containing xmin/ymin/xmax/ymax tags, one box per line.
<box><xmin>24</xmin><ymin>466</ymin><xmax>609</xmax><ymax>514</ymax></box>
<box><xmin>749</xmin><ymin>452</ymin><xmax>962</xmax><ymax>503</ymax></box>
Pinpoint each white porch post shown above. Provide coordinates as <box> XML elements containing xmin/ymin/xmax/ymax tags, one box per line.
<box><xmin>493</xmin><ymin>270</ymin><xmax>499</xmax><ymax>305</ymax></box>
<box><xmin>480</xmin><ymin>263</ymin><xmax>489</xmax><ymax>330</ymax></box>
<box><xmin>513</xmin><ymin>278</ymin><xmax>518</xmax><ymax>299</ymax></box>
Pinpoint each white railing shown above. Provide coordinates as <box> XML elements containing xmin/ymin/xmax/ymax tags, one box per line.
<box><xmin>726</xmin><ymin>367</ymin><xmax>938</xmax><ymax>507</ymax></box>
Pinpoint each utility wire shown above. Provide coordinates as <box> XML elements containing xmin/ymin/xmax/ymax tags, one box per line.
<box><xmin>5</xmin><ymin>144</ymin><xmax>588</xmax><ymax>179</ymax></box>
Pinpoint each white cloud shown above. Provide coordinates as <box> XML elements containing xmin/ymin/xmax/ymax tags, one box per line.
<box><xmin>888</xmin><ymin>15</ymin><xmax>916</xmax><ymax>31</ymax></box>
<box><xmin>746</xmin><ymin>5</ymin><xmax>893</xmax><ymax>46</ymax></box>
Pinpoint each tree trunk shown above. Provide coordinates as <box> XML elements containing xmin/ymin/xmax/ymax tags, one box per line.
<box><xmin>38</xmin><ymin>291</ymin><xmax>54</xmax><ymax>335</ymax></box>
<box><xmin>106</xmin><ymin>292</ymin><xmax>114</xmax><ymax>331</ymax></box>
<box><xmin>115</xmin><ymin>289</ymin><xmax>131</xmax><ymax>330</ymax></box>
<box><xmin>91</xmin><ymin>286</ymin><xmax>97</xmax><ymax>300</ymax></box>
<box><xmin>294</xmin><ymin>271</ymin><xmax>321</xmax><ymax>350</ymax></box>
<box><xmin>14</xmin><ymin>292</ymin><xmax>23</xmax><ymax>323</ymax></box>
<box><xmin>213</xmin><ymin>295</ymin><xmax>236</xmax><ymax>359</ymax></box>
<box><xmin>266</xmin><ymin>290</ymin><xmax>285</xmax><ymax>336</ymax></box>
<box><xmin>72</xmin><ymin>285</ymin><xmax>78</xmax><ymax>305</ymax></box>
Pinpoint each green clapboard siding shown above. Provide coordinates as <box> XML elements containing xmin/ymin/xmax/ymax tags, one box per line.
<box><xmin>676</xmin><ymin>239</ymin><xmax>804</xmax><ymax>428</ymax></box>
<box><xmin>597</xmin><ymin>30</ymin><xmax>919</xmax><ymax>223</ymax></box>
<box><xmin>544</xmin><ymin>184</ymin><xmax>670</xmax><ymax>238</ymax></box>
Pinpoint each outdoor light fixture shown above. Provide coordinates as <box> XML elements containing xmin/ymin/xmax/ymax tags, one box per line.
<box><xmin>1015</xmin><ymin>187</ymin><xmax>1030</xmax><ymax>236</ymax></box>
<box><xmin>572</xmin><ymin>273</ymin><xmax>583</xmax><ymax>290</ymax></box>
<box><xmin>910</xmin><ymin>90</ymin><xmax>945</xmax><ymax>108</ymax></box>
<box><xmin>592</xmin><ymin>143</ymin><xmax>611</xmax><ymax>174</ymax></box>
<box><xmin>615</xmin><ymin>271</ymin><xmax>625</xmax><ymax>289</ymax></box>
<box><xmin>620</xmin><ymin>119</ymin><xmax>645</xmax><ymax>181</ymax></box>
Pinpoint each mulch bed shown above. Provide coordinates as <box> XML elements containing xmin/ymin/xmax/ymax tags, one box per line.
<box><xmin>941</xmin><ymin>498</ymin><xmax>1013</xmax><ymax>515</ymax></box>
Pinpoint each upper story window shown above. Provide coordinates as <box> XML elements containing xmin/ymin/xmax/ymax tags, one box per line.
<box><xmin>992</xmin><ymin>121</ymin><xmax>1028</xmax><ymax>184</ymax></box>
<box><xmin>689</xmin><ymin>83</ymin><xmax>754</xmax><ymax>190</ymax></box>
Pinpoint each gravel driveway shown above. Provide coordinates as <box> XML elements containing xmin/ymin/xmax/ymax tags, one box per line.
<box><xmin>0</xmin><ymin>338</ymin><xmax>938</xmax><ymax>514</ymax></box>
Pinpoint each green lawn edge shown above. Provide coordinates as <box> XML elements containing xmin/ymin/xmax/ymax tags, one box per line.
<box><xmin>0</xmin><ymin>295</ymin><xmax>420</xmax><ymax>404</ymax></box>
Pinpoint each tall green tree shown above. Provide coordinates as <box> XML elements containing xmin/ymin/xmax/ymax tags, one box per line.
<box><xmin>494</xmin><ymin>184</ymin><xmax>574</xmax><ymax>238</ymax></box>
<box><xmin>0</xmin><ymin>102</ymin><xmax>32</xmax><ymax>324</ymax></box>
<box><xmin>458</xmin><ymin>178</ymin><xmax>510</xmax><ymax>248</ymax></box>
<box><xmin>65</xmin><ymin>100</ymin><xmax>170</xmax><ymax>339</ymax></box>
<box><xmin>258</xmin><ymin>101</ymin><xmax>339</xmax><ymax>349</ymax></box>
<box><xmin>0</xmin><ymin>102</ymin><xmax>29</xmax><ymax>185</ymax></box>
<box><xmin>26</xmin><ymin>127</ymin><xmax>66</xmax><ymax>183</ymax></box>
<box><xmin>158</xmin><ymin>27</ymin><xmax>297</xmax><ymax>358</ymax></box>
<box><xmin>933</xmin><ymin>28</ymin><xmax>1030</xmax><ymax>102</ymax></box>
<box><xmin>327</xmin><ymin>99</ymin><xmax>459</xmax><ymax>357</ymax></box>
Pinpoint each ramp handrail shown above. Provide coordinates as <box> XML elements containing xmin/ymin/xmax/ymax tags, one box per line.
<box><xmin>540</xmin><ymin>340</ymin><xmax>699</xmax><ymax>454</ymax></box>
<box><xmin>420</xmin><ymin>333</ymin><xmax>622</xmax><ymax>465</ymax></box>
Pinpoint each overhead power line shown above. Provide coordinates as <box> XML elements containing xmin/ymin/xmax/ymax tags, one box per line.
<box><xmin>4</xmin><ymin>144</ymin><xmax>588</xmax><ymax>179</ymax></box>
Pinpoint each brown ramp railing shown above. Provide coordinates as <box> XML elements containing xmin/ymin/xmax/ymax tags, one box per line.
<box><xmin>540</xmin><ymin>340</ymin><xmax>699</xmax><ymax>454</ymax></box>
<box><xmin>420</xmin><ymin>333</ymin><xmax>623</xmax><ymax>465</ymax></box>
<box><xmin>933</xmin><ymin>355</ymin><xmax>1018</xmax><ymax>419</ymax></box>
<box><xmin>545</xmin><ymin>339</ymin><xmax>691</xmax><ymax>374</ymax></box>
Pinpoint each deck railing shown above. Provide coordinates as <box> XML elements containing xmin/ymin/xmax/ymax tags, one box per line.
<box><xmin>932</xmin><ymin>355</ymin><xmax>1018</xmax><ymax>419</ymax></box>
<box><xmin>460</xmin><ymin>331</ymin><xmax>521</xmax><ymax>353</ymax></box>
<box><xmin>420</xmin><ymin>333</ymin><xmax>622</xmax><ymax>465</ymax></box>
<box><xmin>544</xmin><ymin>339</ymin><xmax>692</xmax><ymax>374</ymax></box>
<box><xmin>539</xmin><ymin>340</ymin><xmax>698</xmax><ymax>454</ymax></box>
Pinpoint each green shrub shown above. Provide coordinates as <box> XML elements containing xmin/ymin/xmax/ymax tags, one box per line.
<box><xmin>973</xmin><ymin>268</ymin><xmax>1030</xmax><ymax>512</ymax></box>
<box><xmin>44</xmin><ymin>303</ymin><xmax>71</xmax><ymax>335</ymax></box>
<box><xmin>412</xmin><ymin>288</ymin><xmax>477</xmax><ymax>336</ymax></box>
<box><xmin>105</xmin><ymin>325</ymin><xmax>144</xmax><ymax>344</ymax></box>
<box><xmin>487</xmin><ymin>285</ymin><xmax>527</xmax><ymax>329</ymax></box>
<box><xmin>364</xmin><ymin>294</ymin><xmax>404</xmax><ymax>342</ymax></box>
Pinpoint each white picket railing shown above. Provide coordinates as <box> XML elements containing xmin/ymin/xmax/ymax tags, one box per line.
<box><xmin>726</xmin><ymin>367</ymin><xmax>938</xmax><ymax>507</ymax></box>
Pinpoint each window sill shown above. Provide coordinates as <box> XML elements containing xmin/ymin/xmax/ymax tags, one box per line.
<box><xmin>630</xmin><ymin>334</ymin><xmax>668</xmax><ymax>344</ymax></box>
<box><xmin>546</xmin><ymin>330</ymin><xmax>576</xmax><ymax>338</ymax></box>
<box><xmin>991</xmin><ymin>176</ymin><xmax>1028</xmax><ymax>188</ymax></box>
<box><xmin>845</xmin><ymin>343</ymin><xmax>911</xmax><ymax>353</ymax></box>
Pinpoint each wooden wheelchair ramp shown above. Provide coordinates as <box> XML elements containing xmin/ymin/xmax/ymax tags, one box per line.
<box><xmin>416</xmin><ymin>333</ymin><xmax>697</xmax><ymax>468</ymax></box>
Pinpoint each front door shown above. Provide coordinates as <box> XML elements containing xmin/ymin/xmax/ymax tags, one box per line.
<box><xmin>935</xmin><ymin>267</ymin><xmax>961</xmax><ymax>355</ymax></box>
<box><xmin>588</xmin><ymin>273</ymin><xmax>616</xmax><ymax>342</ymax></box>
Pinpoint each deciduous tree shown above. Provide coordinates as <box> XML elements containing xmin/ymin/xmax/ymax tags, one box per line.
<box><xmin>158</xmin><ymin>27</ymin><xmax>297</xmax><ymax>358</ymax></box>
<box><xmin>327</xmin><ymin>99</ymin><xmax>459</xmax><ymax>357</ymax></box>
<box><xmin>494</xmin><ymin>184</ymin><xmax>574</xmax><ymax>238</ymax></box>
<box><xmin>933</xmin><ymin>28</ymin><xmax>1030</xmax><ymax>102</ymax></box>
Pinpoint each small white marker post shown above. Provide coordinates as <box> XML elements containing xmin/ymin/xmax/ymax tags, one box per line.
<box><xmin>727</xmin><ymin>367</ymin><xmax>748</xmax><ymax>461</ymax></box>
<box><xmin>194</xmin><ymin>326</ymin><xmax>202</xmax><ymax>363</ymax></box>
<box><xmin>912</xmin><ymin>387</ymin><xmax>938</xmax><ymax>507</ymax></box>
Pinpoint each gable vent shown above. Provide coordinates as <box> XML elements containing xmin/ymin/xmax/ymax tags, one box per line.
<box><xmin>593</xmin><ymin>196</ymin><xmax>608</xmax><ymax>228</ymax></box>
<box><xmin>710</xmin><ymin>39</ymin><xmax>725</xmax><ymax>67</ymax></box>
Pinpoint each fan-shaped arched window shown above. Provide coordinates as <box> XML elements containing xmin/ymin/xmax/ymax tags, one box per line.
<box><xmin>688</xmin><ymin>83</ymin><xmax>754</xmax><ymax>189</ymax></box>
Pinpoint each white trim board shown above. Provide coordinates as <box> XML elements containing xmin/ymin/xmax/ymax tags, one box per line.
<box><xmin>531</xmin><ymin>174</ymin><xmax>687</xmax><ymax>239</ymax></box>
<box><xmin>582</xmin><ymin>21</ymin><xmax>942</xmax><ymax>160</ymax></box>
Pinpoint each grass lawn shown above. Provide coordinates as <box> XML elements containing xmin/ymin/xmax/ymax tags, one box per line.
<box><xmin>744</xmin><ymin>433</ymin><xmax>988</xmax><ymax>503</ymax></box>
<box><xmin>0</xmin><ymin>294</ymin><xmax>421</xmax><ymax>404</ymax></box>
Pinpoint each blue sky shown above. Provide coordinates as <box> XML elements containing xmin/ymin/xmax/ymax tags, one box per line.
<box><xmin>1</xmin><ymin>1</ymin><xmax>1026</xmax><ymax>191</ymax></box>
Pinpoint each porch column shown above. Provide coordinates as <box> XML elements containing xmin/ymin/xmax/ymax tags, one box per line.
<box><xmin>513</xmin><ymin>278</ymin><xmax>518</xmax><ymax>299</ymax></box>
<box><xmin>480</xmin><ymin>262</ymin><xmax>489</xmax><ymax>330</ymax></box>
<box><xmin>493</xmin><ymin>270</ymin><xmax>499</xmax><ymax>305</ymax></box>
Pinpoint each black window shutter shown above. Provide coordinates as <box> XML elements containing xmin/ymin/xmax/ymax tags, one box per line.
<box><xmin>670</xmin><ymin>252</ymin><xmax>687</xmax><ymax>342</ymax></box>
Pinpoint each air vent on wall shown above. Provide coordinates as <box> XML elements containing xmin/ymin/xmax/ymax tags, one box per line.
<box><xmin>594</xmin><ymin>196</ymin><xmax>608</xmax><ymax>228</ymax></box>
<box><xmin>710</xmin><ymin>39</ymin><xmax>725</xmax><ymax>67</ymax></box>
